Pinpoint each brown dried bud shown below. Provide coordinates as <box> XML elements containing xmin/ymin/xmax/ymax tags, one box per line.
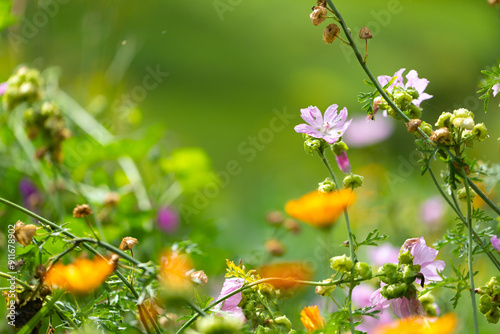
<box><xmin>323</xmin><ymin>23</ymin><xmax>341</xmax><ymax>44</ymax></box>
<box><xmin>35</xmin><ymin>265</ymin><xmax>47</xmax><ymax>280</ymax></box>
<box><xmin>104</xmin><ymin>192</ymin><xmax>120</xmax><ymax>207</ymax></box>
<box><xmin>190</xmin><ymin>270</ymin><xmax>208</xmax><ymax>285</ymax></box>
<box><xmin>283</xmin><ymin>218</ymin><xmax>301</xmax><ymax>234</ymax></box>
<box><xmin>120</xmin><ymin>236</ymin><xmax>138</xmax><ymax>251</ymax></box>
<box><xmin>73</xmin><ymin>204</ymin><xmax>93</xmax><ymax>218</ymax></box>
<box><xmin>488</xmin><ymin>0</ymin><xmax>499</xmax><ymax>6</ymax></box>
<box><xmin>39</xmin><ymin>284</ymin><xmax>52</xmax><ymax>298</ymax></box>
<box><xmin>110</xmin><ymin>253</ymin><xmax>121</xmax><ymax>265</ymax></box>
<box><xmin>359</xmin><ymin>26</ymin><xmax>373</xmax><ymax>39</ymax></box>
<box><xmin>406</xmin><ymin>119</ymin><xmax>422</xmax><ymax>133</ymax></box>
<box><xmin>310</xmin><ymin>6</ymin><xmax>327</xmax><ymax>26</ymax></box>
<box><xmin>429</xmin><ymin>127</ymin><xmax>451</xmax><ymax>145</ymax></box>
<box><xmin>266</xmin><ymin>211</ymin><xmax>284</xmax><ymax>225</ymax></box>
<box><xmin>265</xmin><ymin>239</ymin><xmax>286</xmax><ymax>256</ymax></box>
<box><xmin>13</xmin><ymin>221</ymin><xmax>38</xmax><ymax>246</ymax></box>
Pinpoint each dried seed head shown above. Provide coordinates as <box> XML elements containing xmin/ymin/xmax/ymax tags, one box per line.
<box><xmin>359</xmin><ymin>26</ymin><xmax>373</xmax><ymax>39</ymax></box>
<box><xmin>73</xmin><ymin>204</ymin><xmax>93</xmax><ymax>218</ymax></box>
<box><xmin>429</xmin><ymin>127</ymin><xmax>451</xmax><ymax>145</ymax></box>
<box><xmin>323</xmin><ymin>23</ymin><xmax>341</xmax><ymax>44</ymax></box>
<box><xmin>104</xmin><ymin>192</ymin><xmax>120</xmax><ymax>207</ymax></box>
<box><xmin>265</xmin><ymin>211</ymin><xmax>284</xmax><ymax>225</ymax></box>
<box><xmin>35</xmin><ymin>265</ymin><xmax>47</xmax><ymax>280</ymax></box>
<box><xmin>406</xmin><ymin>119</ymin><xmax>422</xmax><ymax>133</ymax></box>
<box><xmin>488</xmin><ymin>0</ymin><xmax>499</xmax><ymax>6</ymax></box>
<box><xmin>265</xmin><ymin>239</ymin><xmax>286</xmax><ymax>256</ymax></box>
<box><xmin>110</xmin><ymin>253</ymin><xmax>121</xmax><ymax>265</ymax></box>
<box><xmin>190</xmin><ymin>270</ymin><xmax>208</xmax><ymax>285</ymax></box>
<box><xmin>283</xmin><ymin>218</ymin><xmax>301</xmax><ymax>234</ymax></box>
<box><xmin>310</xmin><ymin>6</ymin><xmax>328</xmax><ymax>26</ymax></box>
<box><xmin>13</xmin><ymin>221</ymin><xmax>38</xmax><ymax>246</ymax></box>
<box><xmin>120</xmin><ymin>236</ymin><xmax>138</xmax><ymax>251</ymax></box>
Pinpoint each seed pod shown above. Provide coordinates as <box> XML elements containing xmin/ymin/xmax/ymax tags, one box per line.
<box><xmin>359</xmin><ymin>26</ymin><xmax>373</xmax><ymax>39</ymax></box>
<box><xmin>323</xmin><ymin>23</ymin><xmax>341</xmax><ymax>44</ymax></box>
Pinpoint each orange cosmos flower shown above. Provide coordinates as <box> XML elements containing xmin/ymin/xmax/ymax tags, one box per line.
<box><xmin>300</xmin><ymin>305</ymin><xmax>326</xmax><ymax>333</ymax></box>
<box><xmin>259</xmin><ymin>262</ymin><xmax>312</xmax><ymax>289</ymax></box>
<box><xmin>374</xmin><ymin>313</ymin><xmax>457</xmax><ymax>334</ymax></box>
<box><xmin>44</xmin><ymin>256</ymin><xmax>115</xmax><ymax>294</ymax></box>
<box><xmin>285</xmin><ymin>189</ymin><xmax>356</xmax><ymax>228</ymax></box>
<box><xmin>159</xmin><ymin>251</ymin><xmax>193</xmax><ymax>290</ymax></box>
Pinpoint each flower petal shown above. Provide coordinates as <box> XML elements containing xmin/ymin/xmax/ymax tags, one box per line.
<box><xmin>300</xmin><ymin>106</ymin><xmax>323</xmax><ymax>128</ymax></box>
<box><xmin>294</xmin><ymin>124</ymin><xmax>323</xmax><ymax>137</ymax></box>
<box><xmin>324</xmin><ymin>104</ymin><xmax>339</xmax><ymax>123</ymax></box>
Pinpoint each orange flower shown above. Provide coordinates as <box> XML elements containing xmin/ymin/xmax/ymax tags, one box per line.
<box><xmin>374</xmin><ymin>313</ymin><xmax>457</xmax><ymax>334</ymax></box>
<box><xmin>44</xmin><ymin>257</ymin><xmax>115</xmax><ymax>294</ymax></box>
<box><xmin>300</xmin><ymin>305</ymin><xmax>326</xmax><ymax>333</ymax></box>
<box><xmin>285</xmin><ymin>189</ymin><xmax>356</xmax><ymax>228</ymax></box>
<box><xmin>159</xmin><ymin>251</ymin><xmax>193</xmax><ymax>290</ymax></box>
<box><xmin>259</xmin><ymin>262</ymin><xmax>312</xmax><ymax>289</ymax></box>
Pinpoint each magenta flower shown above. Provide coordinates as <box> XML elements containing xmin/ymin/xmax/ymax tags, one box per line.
<box><xmin>157</xmin><ymin>207</ymin><xmax>179</xmax><ymax>234</ymax></box>
<box><xmin>401</xmin><ymin>237</ymin><xmax>445</xmax><ymax>283</ymax></box>
<box><xmin>214</xmin><ymin>278</ymin><xmax>246</xmax><ymax>322</ymax></box>
<box><xmin>368</xmin><ymin>243</ymin><xmax>399</xmax><ymax>267</ymax></box>
<box><xmin>294</xmin><ymin>104</ymin><xmax>352</xmax><ymax>144</ymax></box>
<box><xmin>19</xmin><ymin>178</ymin><xmax>43</xmax><ymax>212</ymax></box>
<box><xmin>377</xmin><ymin>68</ymin><xmax>433</xmax><ymax>107</ymax></box>
<box><xmin>335</xmin><ymin>151</ymin><xmax>351</xmax><ymax>173</ymax></box>
<box><xmin>491</xmin><ymin>235</ymin><xmax>500</xmax><ymax>252</ymax></box>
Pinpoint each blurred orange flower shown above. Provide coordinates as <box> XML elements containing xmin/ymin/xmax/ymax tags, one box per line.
<box><xmin>258</xmin><ymin>262</ymin><xmax>312</xmax><ymax>289</ymax></box>
<box><xmin>374</xmin><ymin>313</ymin><xmax>457</xmax><ymax>334</ymax></box>
<box><xmin>159</xmin><ymin>251</ymin><xmax>193</xmax><ymax>290</ymax></box>
<box><xmin>285</xmin><ymin>189</ymin><xmax>356</xmax><ymax>228</ymax></box>
<box><xmin>300</xmin><ymin>305</ymin><xmax>325</xmax><ymax>333</ymax></box>
<box><xmin>44</xmin><ymin>256</ymin><xmax>115</xmax><ymax>294</ymax></box>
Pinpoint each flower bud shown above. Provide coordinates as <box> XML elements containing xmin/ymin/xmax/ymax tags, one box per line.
<box><xmin>354</xmin><ymin>262</ymin><xmax>372</xmax><ymax>279</ymax></box>
<box><xmin>343</xmin><ymin>173</ymin><xmax>364</xmax><ymax>189</ymax></box>
<box><xmin>304</xmin><ymin>138</ymin><xmax>321</xmax><ymax>155</ymax></box>
<box><xmin>381</xmin><ymin>282</ymin><xmax>408</xmax><ymax>300</ymax></box>
<box><xmin>196</xmin><ymin>315</ymin><xmax>243</xmax><ymax>334</ymax></box>
<box><xmin>452</xmin><ymin>117</ymin><xmax>475</xmax><ymax>130</ymax></box>
<box><xmin>406</xmin><ymin>104</ymin><xmax>422</xmax><ymax>120</ymax></box>
<box><xmin>485</xmin><ymin>308</ymin><xmax>499</xmax><ymax>324</ymax></box>
<box><xmin>330</xmin><ymin>254</ymin><xmax>353</xmax><ymax>273</ymax></box>
<box><xmin>13</xmin><ymin>221</ymin><xmax>38</xmax><ymax>246</ymax></box>
<box><xmin>265</xmin><ymin>239</ymin><xmax>286</xmax><ymax>256</ymax></box>
<box><xmin>453</xmin><ymin>108</ymin><xmax>474</xmax><ymax>119</ymax></box>
<box><xmin>359</xmin><ymin>26</ymin><xmax>373</xmax><ymax>39</ymax></box>
<box><xmin>378</xmin><ymin>263</ymin><xmax>399</xmax><ymax>284</ymax></box>
<box><xmin>315</xmin><ymin>279</ymin><xmax>336</xmax><ymax>296</ymax></box>
<box><xmin>323</xmin><ymin>23</ymin><xmax>341</xmax><ymax>44</ymax></box>
<box><xmin>318</xmin><ymin>177</ymin><xmax>335</xmax><ymax>193</ymax></box>
<box><xmin>310</xmin><ymin>6</ymin><xmax>327</xmax><ymax>26</ymax></box>
<box><xmin>472</xmin><ymin>123</ymin><xmax>488</xmax><ymax>141</ymax></box>
<box><xmin>190</xmin><ymin>270</ymin><xmax>208</xmax><ymax>285</ymax></box>
<box><xmin>332</xmin><ymin>141</ymin><xmax>348</xmax><ymax>156</ymax></box>
<box><xmin>401</xmin><ymin>264</ymin><xmax>420</xmax><ymax>284</ymax></box>
<box><xmin>406</xmin><ymin>119</ymin><xmax>422</xmax><ymax>133</ymax></box>
<box><xmin>104</xmin><ymin>192</ymin><xmax>120</xmax><ymax>207</ymax></box>
<box><xmin>435</xmin><ymin>112</ymin><xmax>453</xmax><ymax>128</ymax></box>
<box><xmin>394</xmin><ymin>91</ymin><xmax>412</xmax><ymax>107</ymax></box>
<box><xmin>398</xmin><ymin>250</ymin><xmax>414</xmax><ymax>265</ymax></box>
<box><xmin>73</xmin><ymin>203</ymin><xmax>93</xmax><ymax>218</ymax></box>
<box><xmin>274</xmin><ymin>316</ymin><xmax>292</xmax><ymax>331</ymax></box>
<box><xmin>266</xmin><ymin>211</ymin><xmax>284</xmax><ymax>225</ymax></box>
<box><xmin>479</xmin><ymin>294</ymin><xmax>492</xmax><ymax>314</ymax></box>
<box><xmin>283</xmin><ymin>218</ymin><xmax>301</xmax><ymax>234</ymax></box>
<box><xmin>457</xmin><ymin>187</ymin><xmax>476</xmax><ymax>202</ymax></box>
<box><xmin>119</xmin><ymin>236</ymin><xmax>138</xmax><ymax>251</ymax></box>
<box><xmin>406</xmin><ymin>87</ymin><xmax>419</xmax><ymax>100</ymax></box>
<box><xmin>419</xmin><ymin>121</ymin><xmax>433</xmax><ymax>136</ymax></box>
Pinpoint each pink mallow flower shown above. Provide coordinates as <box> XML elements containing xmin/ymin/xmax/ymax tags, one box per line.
<box><xmin>0</xmin><ymin>82</ymin><xmax>6</xmax><ymax>95</ymax></box>
<box><xmin>377</xmin><ymin>68</ymin><xmax>433</xmax><ymax>107</ymax></box>
<box><xmin>157</xmin><ymin>207</ymin><xmax>179</xmax><ymax>234</ymax></box>
<box><xmin>214</xmin><ymin>278</ymin><xmax>246</xmax><ymax>322</ymax></box>
<box><xmin>335</xmin><ymin>151</ymin><xmax>351</xmax><ymax>174</ymax></box>
<box><xmin>368</xmin><ymin>243</ymin><xmax>399</xmax><ymax>267</ymax></box>
<box><xmin>352</xmin><ymin>284</ymin><xmax>393</xmax><ymax>333</ymax></box>
<box><xmin>491</xmin><ymin>235</ymin><xmax>500</xmax><ymax>252</ymax></box>
<box><xmin>343</xmin><ymin>116</ymin><xmax>395</xmax><ymax>148</ymax></box>
<box><xmin>420</xmin><ymin>196</ymin><xmax>445</xmax><ymax>227</ymax></box>
<box><xmin>294</xmin><ymin>104</ymin><xmax>352</xmax><ymax>144</ymax></box>
<box><xmin>493</xmin><ymin>83</ymin><xmax>500</xmax><ymax>97</ymax></box>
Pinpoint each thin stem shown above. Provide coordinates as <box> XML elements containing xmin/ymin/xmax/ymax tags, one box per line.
<box><xmin>467</xmin><ymin>176</ymin><xmax>500</xmax><ymax>216</ymax></box>
<box><xmin>344</xmin><ymin>210</ymin><xmax>356</xmax><ymax>333</ymax></box>
<box><xmin>84</xmin><ymin>216</ymin><xmax>100</xmax><ymax>241</ymax></box>
<box><xmin>317</xmin><ymin>150</ymin><xmax>339</xmax><ymax>188</ymax></box>
<box><xmin>461</xmin><ymin>168</ymin><xmax>479</xmax><ymax>334</ymax></box>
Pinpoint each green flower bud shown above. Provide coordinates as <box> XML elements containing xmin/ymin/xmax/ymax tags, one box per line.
<box><xmin>406</xmin><ymin>87</ymin><xmax>419</xmax><ymax>100</ymax></box>
<box><xmin>419</xmin><ymin>121</ymin><xmax>433</xmax><ymax>136</ymax></box>
<box><xmin>486</xmin><ymin>276</ymin><xmax>500</xmax><ymax>290</ymax></box>
<box><xmin>332</xmin><ymin>141</ymin><xmax>349</xmax><ymax>156</ymax></box>
<box><xmin>394</xmin><ymin>91</ymin><xmax>413</xmax><ymax>108</ymax></box>
<box><xmin>457</xmin><ymin>187</ymin><xmax>476</xmax><ymax>202</ymax></box>
<box><xmin>406</xmin><ymin>104</ymin><xmax>422</xmax><ymax>120</ymax></box>
<box><xmin>304</xmin><ymin>138</ymin><xmax>321</xmax><ymax>155</ymax></box>
<box><xmin>453</xmin><ymin>108</ymin><xmax>474</xmax><ymax>119</ymax></box>
<box><xmin>315</xmin><ymin>279</ymin><xmax>336</xmax><ymax>296</ymax></box>
<box><xmin>274</xmin><ymin>316</ymin><xmax>292</xmax><ymax>331</ymax></box>
<box><xmin>381</xmin><ymin>282</ymin><xmax>408</xmax><ymax>300</ymax></box>
<box><xmin>343</xmin><ymin>173</ymin><xmax>364</xmax><ymax>189</ymax></box>
<box><xmin>318</xmin><ymin>177</ymin><xmax>335</xmax><ymax>193</ymax></box>
<box><xmin>398</xmin><ymin>250</ymin><xmax>414</xmax><ymax>265</ymax></box>
<box><xmin>401</xmin><ymin>264</ymin><xmax>420</xmax><ymax>284</ymax></box>
<box><xmin>485</xmin><ymin>308</ymin><xmax>500</xmax><ymax>324</ymax></box>
<box><xmin>378</xmin><ymin>263</ymin><xmax>399</xmax><ymax>285</ymax></box>
<box><xmin>419</xmin><ymin>292</ymin><xmax>435</xmax><ymax>305</ymax></box>
<box><xmin>330</xmin><ymin>254</ymin><xmax>353</xmax><ymax>273</ymax></box>
<box><xmin>196</xmin><ymin>316</ymin><xmax>243</xmax><ymax>334</ymax></box>
<box><xmin>435</xmin><ymin>112</ymin><xmax>453</xmax><ymax>128</ymax></box>
<box><xmin>473</xmin><ymin>123</ymin><xmax>488</xmax><ymax>141</ymax></box>
<box><xmin>479</xmin><ymin>294</ymin><xmax>492</xmax><ymax>314</ymax></box>
<box><xmin>254</xmin><ymin>325</ymin><xmax>271</xmax><ymax>334</ymax></box>
<box><xmin>452</xmin><ymin>116</ymin><xmax>475</xmax><ymax>130</ymax></box>
<box><xmin>354</xmin><ymin>262</ymin><xmax>372</xmax><ymax>279</ymax></box>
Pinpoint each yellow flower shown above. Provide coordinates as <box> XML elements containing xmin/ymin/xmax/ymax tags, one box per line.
<box><xmin>374</xmin><ymin>313</ymin><xmax>457</xmax><ymax>334</ymax></box>
<box><xmin>285</xmin><ymin>189</ymin><xmax>356</xmax><ymax>228</ymax></box>
<box><xmin>44</xmin><ymin>257</ymin><xmax>115</xmax><ymax>294</ymax></box>
<box><xmin>300</xmin><ymin>305</ymin><xmax>326</xmax><ymax>333</ymax></box>
<box><xmin>159</xmin><ymin>251</ymin><xmax>193</xmax><ymax>290</ymax></box>
<box><xmin>259</xmin><ymin>262</ymin><xmax>312</xmax><ymax>290</ymax></box>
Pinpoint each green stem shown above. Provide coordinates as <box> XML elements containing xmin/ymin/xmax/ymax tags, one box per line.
<box><xmin>467</xmin><ymin>176</ymin><xmax>500</xmax><ymax>216</ymax></box>
<box><xmin>344</xmin><ymin>210</ymin><xmax>356</xmax><ymax>333</ymax></box>
<box><xmin>318</xmin><ymin>150</ymin><xmax>339</xmax><ymax>188</ymax></box>
<box><xmin>461</xmin><ymin>168</ymin><xmax>479</xmax><ymax>334</ymax></box>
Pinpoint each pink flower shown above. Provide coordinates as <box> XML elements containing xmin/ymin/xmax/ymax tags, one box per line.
<box><xmin>368</xmin><ymin>243</ymin><xmax>399</xmax><ymax>267</ymax></box>
<box><xmin>343</xmin><ymin>116</ymin><xmax>395</xmax><ymax>148</ymax></box>
<box><xmin>214</xmin><ymin>278</ymin><xmax>246</xmax><ymax>322</ymax></box>
<box><xmin>420</xmin><ymin>196</ymin><xmax>445</xmax><ymax>226</ymax></box>
<box><xmin>401</xmin><ymin>237</ymin><xmax>445</xmax><ymax>283</ymax></box>
<box><xmin>295</xmin><ymin>105</ymin><xmax>352</xmax><ymax>144</ymax></box>
<box><xmin>493</xmin><ymin>83</ymin><xmax>500</xmax><ymax>97</ymax></box>
<box><xmin>391</xmin><ymin>295</ymin><xmax>426</xmax><ymax>319</ymax></box>
<box><xmin>491</xmin><ymin>235</ymin><xmax>500</xmax><ymax>252</ymax></box>
<box><xmin>0</xmin><ymin>82</ymin><xmax>6</xmax><ymax>95</ymax></box>
<box><xmin>377</xmin><ymin>68</ymin><xmax>433</xmax><ymax>107</ymax></box>
<box><xmin>157</xmin><ymin>207</ymin><xmax>179</xmax><ymax>234</ymax></box>
<box><xmin>353</xmin><ymin>284</ymin><xmax>393</xmax><ymax>333</ymax></box>
<box><xmin>335</xmin><ymin>151</ymin><xmax>351</xmax><ymax>173</ymax></box>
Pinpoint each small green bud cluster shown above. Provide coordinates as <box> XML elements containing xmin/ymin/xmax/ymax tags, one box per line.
<box><xmin>430</xmin><ymin>108</ymin><xmax>488</xmax><ymax>146</ymax></box>
<box><xmin>375</xmin><ymin>86</ymin><xmax>422</xmax><ymax>121</ymax></box>
<box><xmin>2</xmin><ymin>66</ymin><xmax>42</xmax><ymax>111</ymax></box>
<box><xmin>457</xmin><ymin>186</ymin><xmax>476</xmax><ymax>202</ymax></box>
<box><xmin>330</xmin><ymin>255</ymin><xmax>372</xmax><ymax>280</ymax></box>
<box><xmin>195</xmin><ymin>316</ymin><xmax>243</xmax><ymax>334</ymax></box>
<box><xmin>476</xmin><ymin>276</ymin><xmax>500</xmax><ymax>324</ymax></box>
<box><xmin>318</xmin><ymin>177</ymin><xmax>335</xmax><ymax>193</ymax></box>
<box><xmin>419</xmin><ymin>292</ymin><xmax>439</xmax><ymax>317</ymax></box>
<box><xmin>343</xmin><ymin>173</ymin><xmax>364</xmax><ymax>189</ymax></box>
<box><xmin>331</xmin><ymin>141</ymin><xmax>348</xmax><ymax>156</ymax></box>
<box><xmin>376</xmin><ymin>251</ymin><xmax>422</xmax><ymax>300</ymax></box>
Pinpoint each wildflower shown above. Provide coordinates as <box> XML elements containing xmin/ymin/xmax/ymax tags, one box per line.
<box><xmin>373</xmin><ymin>313</ymin><xmax>457</xmax><ymax>334</ymax></box>
<box><xmin>310</xmin><ymin>6</ymin><xmax>327</xmax><ymax>26</ymax></box>
<box><xmin>157</xmin><ymin>207</ymin><xmax>179</xmax><ymax>234</ymax></box>
<box><xmin>491</xmin><ymin>235</ymin><xmax>500</xmax><ymax>252</ymax></box>
<box><xmin>119</xmin><ymin>236</ymin><xmax>138</xmax><ymax>251</ymax></box>
<box><xmin>13</xmin><ymin>221</ymin><xmax>38</xmax><ymax>246</ymax></box>
<box><xmin>377</xmin><ymin>68</ymin><xmax>433</xmax><ymax>107</ymax></box>
<box><xmin>259</xmin><ymin>262</ymin><xmax>312</xmax><ymax>289</ymax></box>
<box><xmin>159</xmin><ymin>251</ymin><xmax>193</xmax><ymax>290</ymax></box>
<box><xmin>73</xmin><ymin>204</ymin><xmax>93</xmax><ymax>218</ymax></box>
<box><xmin>294</xmin><ymin>105</ymin><xmax>352</xmax><ymax>144</ymax></box>
<box><xmin>335</xmin><ymin>151</ymin><xmax>351</xmax><ymax>173</ymax></box>
<box><xmin>214</xmin><ymin>278</ymin><xmax>245</xmax><ymax>322</ymax></box>
<box><xmin>420</xmin><ymin>196</ymin><xmax>445</xmax><ymax>226</ymax></box>
<box><xmin>44</xmin><ymin>257</ymin><xmax>115</xmax><ymax>294</ymax></box>
<box><xmin>300</xmin><ymin>306</ymin><xmax>326</xmax><ymax>333</ymax></box>
<box><xmin>493</xmin><ymin>83</ymin><xmax>500</xmax><ymax>97</ymax></box>
<box><xmin>285</xmin><ymin>189</ymin><xmax>356</xmax><ymax>228</ymax></box>
<box><xmin>19</xmin><ymin>178</ymin><xmax>43</xmax><ymax>212</ymax></box>
<box><xmin>323</xmin><ymin>23</ymin><xmax>340</xmax><ymax>43</ymax></box>
<box><xmin>400</xmin><ymin>237</ymin><xmax>445</xmax><ymax>283</ymax></box>
<box><xmin>353</xmin><ymin>284</ymin><xmax>394</xmax><ymax>333</ymax></box>
<box><xmin>0</xmin><ymin>82</ymin><xmax>6</xmax><ymax>95</ymax></box>
<box><xmin>343</xmin><ymin>116</ymin><xmax>395</xmax><ymax>147</ymax></box>
<box><xmin>391</xmin><ymin>295</ymin><xmax>427</xmax><ymax>319</ymax></box>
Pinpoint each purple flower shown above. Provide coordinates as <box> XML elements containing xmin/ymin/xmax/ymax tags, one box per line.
<box><xmin>368</xmin><ymin>243</ymin><xmax>399</xmax><ymax>267</ymax></box>
<box><xmin>0</xmin><ymin>82</ymin><xmax>7</xmax><ymax>95</ymax></box>
<box><xmin>343</xmin><ymin>116</ymin><xmax>395</xmax><ymax>148</ymax></box>
<box><xmin>295</xmin><ymin>105</ymin><xmax>352</xmax><ymax>144</ymax></box>
<box><xmin>391</xmin><ymin>295</ymin><xmax>426</xmax><ymax>319</ymax></box>
<box><xmin>493</xmin><ymin>83</ymin><xmax>500</xmax><ymax>97</ymax></box>
<box><xmin>18</xmin><ymin>178</ymin><xmax>42</xmax><ymax>212</ymax></box>
<box><xmin>214</xmin><ymin>278</ymin><xmax>246</xmax><ymax>322</ymax></box>
<box><xmin>157</xmin><ymin>207</ymin><xmax>179</xmax><ymax>234</ymax></box>
<box><xmin>377</xmin><ymin>68</ymin><xmax>433</xmax><ymax>107</ymax></box>
<box><xmin>420</xmin><ymin>196</ymin><xmax>445</xmax><ymax>227</ymax></box>
<box><xmin>401</xmin><ymin>237</ymin><xmax>445</xmax><ymax>283</ymax></box>
<box><xmin>335</xmin><ymin>151</ymin><xmax>351</xmax><ymax>174</ymax></box>
<box><xmin>491</xmin><ymin>235</ymin><xmax>500</xmax><ymax>252</ymax></box>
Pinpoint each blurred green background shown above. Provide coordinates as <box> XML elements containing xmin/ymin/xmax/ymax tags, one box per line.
<box><xmin>1</xmin><ymin>0</ymin><xmax>500</xmax><ymax>332</ymax></box>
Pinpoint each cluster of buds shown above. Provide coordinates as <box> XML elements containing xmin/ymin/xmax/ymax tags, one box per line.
<box><xmin>2</xmin><ymin>67</ymin><xmax>42</xmax><ymax>111</ymax></box>
<box><xmin>427</xmin><ymin>108</ymin><xmax>488</xmax><ymax>146</ymax></box>
<box><xmin>24</xmin><ymin>101</ymin><xmax>71</xmax><ymax>162</ymax></box>
<box><xmin>375</xmin><ymin>86</ymin><xmax>422</xmax><ymax>120</ymax></box>
<box><xmin>376</xmin><ymin>250</ymin><xmax>423</xmax><ymax>301</ymax></box>
<box><xmin>303</xmin><ymin>134</ymin><xmax>327</xmax><ymax>155</ymax></box>
<box><xmin>330</xmin><ymin>254</ymin><xmax>372</xmax><ymax>280</ymax></box>
<box><xmin>476</xmin><ymin>276</ymin><xmax>500</xmax><ymax>324</ymax></box>
<box><xmin>418</xmin><ymin>292</ymin><xmax>439</xmax><ymax>317</ymax></box>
